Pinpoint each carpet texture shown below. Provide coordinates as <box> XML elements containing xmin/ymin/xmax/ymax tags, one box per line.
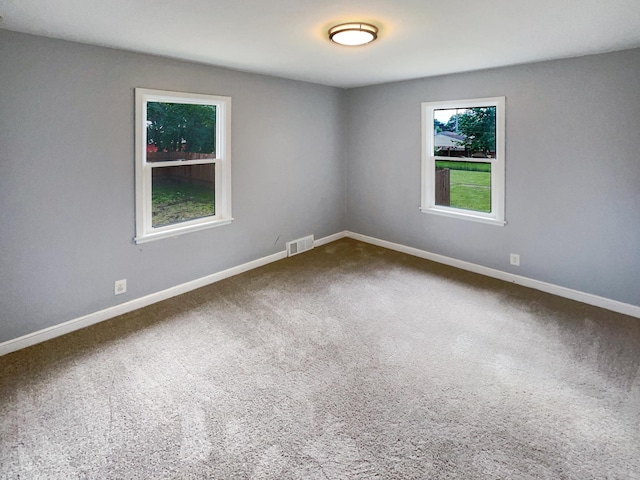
<box><xmin>1</xmin><ymin>239</ymin><xmax>639</xmax><ymax>479</ymax></box>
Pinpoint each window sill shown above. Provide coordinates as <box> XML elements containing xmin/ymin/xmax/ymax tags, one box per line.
<box><xmin>420</xmin><ymin>207</ymin><xmax>506</xmax><ymax>226</ymax></box>
<box><xmin>134</xmin><ymin>218</ymin><xmax>234</xmax><ymax>244</ymax></box>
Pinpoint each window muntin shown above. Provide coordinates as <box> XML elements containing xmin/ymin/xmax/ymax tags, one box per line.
<box><xmin>135</xmin><ymin>89</ymin><xmax>232</xmax><ymax>243</ymax></box>
<box><xmin>421</xmin><ymin>97</ymin><xmax>505</xmax><ymax>225</ymax></box>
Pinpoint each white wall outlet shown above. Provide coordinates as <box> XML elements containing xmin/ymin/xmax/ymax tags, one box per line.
<box><xmin>115</xmin><ymin>279</ymin><xmax>127</xmax><ymax>295</ymax></box>
<box><xmin>510</xmin><ymin>254</ymin><xmax>520</xmax><ymax>266</ymax></box>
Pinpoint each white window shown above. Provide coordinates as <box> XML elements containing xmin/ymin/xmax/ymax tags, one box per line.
<box><xmin>421</xmin><ymin>97</ymin><xmax>505</xmax><ymax>226</ymax></box>
<box><xmin>134</xmin><ymin>88</ymin><xmax>232</xmax><ymax>243</ymax></box>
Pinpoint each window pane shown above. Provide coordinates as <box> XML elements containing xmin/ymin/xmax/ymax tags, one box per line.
<box><xmin>434</xmin><ymin>106</ymin><xmax>496</xmax><ymax>158</ymax></box>
<box><xmin>146</xmin><ymin>102</ymin><xmax>216</xmax><ymax>162</ymax></box>
<box><xmin>152</xmin><ymin>164</ymin><xmax>215</xmax><ymax>227</ymax></box>
<box><xmin>435</xmin><ymin>161</ymin><xmax>491</xmax><ymax>213</ymax></box>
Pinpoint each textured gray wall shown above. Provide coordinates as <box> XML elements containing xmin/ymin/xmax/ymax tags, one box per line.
<box><xmin>345</xmin><ymin>49</ymin><xmax>640</xmax><ymax>307</ymax></box>
<box><xmin>1</xmin><ymin>30</ymin><xmax>638</xmax><ymax>345</ymax></box>
<box><xmin>0</xmin><ymin>31</ymin><xmax>346</xmax><ymax>342</ymax></box>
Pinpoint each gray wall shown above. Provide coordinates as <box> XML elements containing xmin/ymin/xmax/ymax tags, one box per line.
<box><xmin>1</xmin><ymin>30</ymin><xmax>639</xmax><ymax>345</ymax></box>
<box><xmin>345</xmin><ymin>49</ymin><xmax>640</xmax><ymax>306</ymax></box>
<box><xmin>0</xmin><ymin>31</ymin><xmax>346</xmax><ymax>342</ymax></box>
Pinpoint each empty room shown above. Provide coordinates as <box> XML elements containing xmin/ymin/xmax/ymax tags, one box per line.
<box><xmin>1</xmin><ymin>0</ymin><xmax>639</xmax><ymax>478</ymax></box>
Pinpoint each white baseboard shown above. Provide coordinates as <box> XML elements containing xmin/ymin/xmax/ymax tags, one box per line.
<box><xmin>3</xmin><ymin>230</ymin><xmax>637</xmax><ymax>357</ymax></box>
<box><xmin>0</xmin><ymin>231</ymin><xmax>355</xmax><ymax>357</ymax></box>
<box><xmin>314</xmin><ymin>231</ymin><xmax>347</xmax><ymax>247</ymax></box>
<box><xmin>345</xmin><ymin>231</ymin><xmax>640</xmax><ymax>319</ymax></box>
<box><xmin>0</xmin><ymin>244</ymin><xmax>297</xmax><ymax>356</ymax></box>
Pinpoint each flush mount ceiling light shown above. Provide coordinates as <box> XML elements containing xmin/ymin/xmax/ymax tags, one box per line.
<box><xmin>328</xmin><ymin>22</ymin><xmax>378</xmax><ymax>46</ymax></box>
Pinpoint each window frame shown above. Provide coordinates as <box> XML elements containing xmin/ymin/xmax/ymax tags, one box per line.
<box><xmin>134</xmin><ymin>88</ymin><xmax>232</xmax><ymax>244</ymax></box>
<box><xmin>421</xmin><ymin>96</ymin><xmax>506</xmax><ymax>226</ymax></box>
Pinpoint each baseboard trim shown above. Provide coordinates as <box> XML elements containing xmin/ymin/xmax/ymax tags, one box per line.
<box><xmin>314</xmin><ymin>231</ymin><xmax>347</xmax><ymax>247</ymax></box>
<box><xmin>1</xmin><ymin>235</ymin><xmax>343</xmax><ymax>357</ymax></box>
<box><xmin>3</xmin><ymin>230</ymin><xmax>636</xmax><ymax>357</ymax></box>
<box><xmin>345</xmin><ymin>231</ymin><xmax>640</xmax><ymax>319</ymax></box>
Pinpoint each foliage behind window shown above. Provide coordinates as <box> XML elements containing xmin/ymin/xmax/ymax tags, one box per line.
<box><xmin>435</xmin><ymin>106</ymin><xmax>496</xmax><ymax>157</ymax></box>
<box><xmin>146</xmin><ymin>102</ymin><xmax>216</xmax><ymax>154</ymax></box>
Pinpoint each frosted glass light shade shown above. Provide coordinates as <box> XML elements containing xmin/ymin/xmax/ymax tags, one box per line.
<box><xmin>329</xmin><ymin>23</ymin><xmax>378</xmax><ymax>46</ymax></box>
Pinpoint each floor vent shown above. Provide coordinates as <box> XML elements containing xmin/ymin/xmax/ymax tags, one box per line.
<box><xmin>286</xmin><ymin>235</ymin><xmax>314</xmax><ymax>257</ymax></box>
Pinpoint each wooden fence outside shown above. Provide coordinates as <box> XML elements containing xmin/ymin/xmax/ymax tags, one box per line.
<box><xmin>435</xmin><ymin>168</ymin><xmax>450</xmax><ymax>206</ymax></box>
<box><xmin>149</xmin><ymin>151</ymin><xmax>215</xmax><ymax>186</ymax></box>
<box><xmin>152</xmin><ymin>164</ymin><xmax>214</xmax><ymax>186</ymax></box>
<box><xmin>147</xmin><ymin>151</ymin><xmax>215</xmax><ymax>162</ymax></box>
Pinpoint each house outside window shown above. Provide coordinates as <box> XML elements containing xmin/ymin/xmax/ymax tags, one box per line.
<box><xmin>134</xmin><ymin>88</ymin><xmax>232</xmax><ymax>243</ymax></box>
<box><xmin>421</xmin><ymin>96</ymin><xmax>505</xmax><ymax>226</ymax></box>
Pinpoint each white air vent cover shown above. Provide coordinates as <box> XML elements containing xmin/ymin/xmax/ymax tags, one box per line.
<box><xmin>286</xmin><ymin>235</ymin><xmax>314</xmax><ymax>257</ymax></box>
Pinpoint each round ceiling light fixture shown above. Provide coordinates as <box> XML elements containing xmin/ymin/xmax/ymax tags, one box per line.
<box><xmin>328</xmin><ymin>22</ymin><xmax>378</xmax><ymax>46</ymax></box>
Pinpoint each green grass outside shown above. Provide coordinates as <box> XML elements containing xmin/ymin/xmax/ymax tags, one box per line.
<box><xmin>436</xmin><ymin>160</ymin><xmax>491</xmax><ymax>172</ymax></box>
<box><xmin>152</xmin><ymin>178</ymin><xmax>215</xmax><ymax>227</ymax></box>
<box><xmin>436</xmin><ymin>162</ymin><xmax>491</xmax><ymax>213</ymax></box>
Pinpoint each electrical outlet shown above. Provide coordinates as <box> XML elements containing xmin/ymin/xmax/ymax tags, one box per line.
<box><xmin>115</xmin><ymin>279</ymin><xmax>127</xmax><ymax>295</ymax></box>
<box><xmin>510</xmin><ymin>254</ymin><xmax>520</xmax><ymax>266</ymax></box>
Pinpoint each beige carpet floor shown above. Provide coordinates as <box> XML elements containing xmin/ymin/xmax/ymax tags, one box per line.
<box><xmin>1</xmin><ymin>238</ymin><xmax>639</xmax><ymax>479</ymax></box>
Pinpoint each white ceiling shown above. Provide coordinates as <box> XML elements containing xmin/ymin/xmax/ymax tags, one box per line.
<box><xmin>1</xmin><ymin>0</ymin><xmax>640</xmax><ymax>88</ymax></box>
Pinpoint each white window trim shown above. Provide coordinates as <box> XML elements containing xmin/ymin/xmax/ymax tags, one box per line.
<box><xmin>421</xmin><ymin>96</ymin><xmax>506</xmax><ymax>226</ymax></box>
<box><xmin>134</xmin><ymin>88</ymin><xmax>233</xmax><ymax>244</ymax></box>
